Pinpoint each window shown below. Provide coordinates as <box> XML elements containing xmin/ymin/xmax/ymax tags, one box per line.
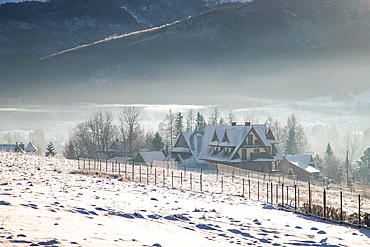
<box><xmin>248</xmin><ymin>135</ymin><xmax>253</xmax><ymax>145</ymax></box>
<box><xmin>254</xmin><ymin>149</ymin><xmax>260</xmax><ymax>155</ymax></box>
<box><xmin>242</xmin><ymin>149</ymin><xmax>246</xmax><ymax>160</ymax></box>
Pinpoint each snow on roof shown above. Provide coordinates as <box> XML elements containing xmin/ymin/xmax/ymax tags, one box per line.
<box><xmin>25</xmin><ymin>142</ymin><xmax>38</xmax><ymax>152</ymax></box>
<box><xmin>287</xmin><ymin>155</ymin><xmax>319</xmax><ymax>174</ymax></box>
<box><xmin>139</xmin><ymin>151</ymin><xmax>165</xmax><ymax>165</ymax></box>
<box><xmin>0</xmin><ymin>144</ymin><xmax>16</xmax><ymax>152</ymax></box>
<box><xmin>286</xmin><ymin>155</ymin><xmax>315</xmax><ymax>167</ymax></box>
<box><xmin>202</xmin><ymin>124</ymin><xmax>283</xmax><ymax>163</ymax></box>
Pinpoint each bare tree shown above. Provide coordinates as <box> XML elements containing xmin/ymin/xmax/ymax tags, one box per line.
<box><xmin>164</xmin><ymin>109</ymin><xmax>176</xmax><ymax>149</ymax></box>
<box><xmin>244</xmin><ymin>112</ymin><xmax>259</xmax><ymax>124</ymax></box>
<box><xmin>186</xmin><ymin>109</ymin><xmax>194</xmax><ymax>131</ymax></box>
<box><xmin>265</xmin><ymin>116</ymin><xmax>282</xmax><ymax>143</ymax></box>
<box><xmin>86</xmin><ymin>110</ymin><xmax>115</xmax><ymax>157</ymax></box>
<box><xmin>119</xmin><ymin>107</ymin><xmax>142</xmax><ymax>158</ymax></box>
<box><xmin>227</xmin><ymin>110</ymin><xmax>236</xmax><ymax>125</ymax></box>
<box><xmin>342</xmin><ymin>131</ymin><xmax>362</xmax><ymax>164</ymax></box>
<box><xmin>208</xmin><ymin>107</ymin><xmax>220</xmax><ymax>125</ymax></box>
<box><xmin>73</xmin><ymin>122</ymin><xmax>97</xmax><ymax>158</ymax></box>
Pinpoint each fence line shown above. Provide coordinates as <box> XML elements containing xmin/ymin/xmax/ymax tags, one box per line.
<box><xmin>76</xmin><ymin>158</ymin><xmax>370</xmax><ymax>227</ymax></box>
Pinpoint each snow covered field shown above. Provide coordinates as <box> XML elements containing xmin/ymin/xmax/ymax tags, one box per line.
<box><xmin>1</xmin><ymin>152</ymin><xmax>370</xmax><ymax>246</ymax></box>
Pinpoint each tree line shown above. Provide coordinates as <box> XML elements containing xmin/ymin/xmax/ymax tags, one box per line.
<box><xmin>63</xmin><ymin>107</ymin><xmax>370</xmax><ymax>187</ymax></box>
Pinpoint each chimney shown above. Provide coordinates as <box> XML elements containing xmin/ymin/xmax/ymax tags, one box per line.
<box><xmin>231</xmin><ymin>122</ymin><xmax>236</xmax><ymax>126</ymax></box>
<box><xmin>245</xmin><ymin>122</ymin><xmax>251</xmax><ymax>126</ymax></box>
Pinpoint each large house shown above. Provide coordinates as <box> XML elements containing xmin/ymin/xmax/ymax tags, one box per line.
<box><xmin>166</xmin><ymin>122</ymin><xmax>284</xmax><ymax>173</ymax></box>
<box><xmin>277</xmin><ymin>154</ymin><xmax>320</xmax><ymax>181</ymax></box>
<box><xmin>201</xmin><ymin>122</ymin><xmax>284</xmax><ymax>173</ymax></box>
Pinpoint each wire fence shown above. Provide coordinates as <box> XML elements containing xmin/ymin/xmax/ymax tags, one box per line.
<box><xmin>76</xmin><ymin>158</ymin><xmax>370</xmax><ymax>228</ymax></box>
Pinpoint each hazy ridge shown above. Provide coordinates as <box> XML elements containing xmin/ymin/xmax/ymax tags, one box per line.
<box><xmin>1</xmin><ymin>0</ymin><xmax>370</xmax><ymax>106</ymax></box>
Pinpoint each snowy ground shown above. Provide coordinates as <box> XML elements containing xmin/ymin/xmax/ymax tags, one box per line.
<box><xmin>1</xmin><ymin>153</ymin><xmax>370</xmax><ymax>247</ymax></box>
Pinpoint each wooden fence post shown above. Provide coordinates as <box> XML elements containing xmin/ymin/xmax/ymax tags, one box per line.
<box><xmin>132</xmin><ymin>161</ymin><xmax>134</xmax><ymax>181</ymax></box>
<box><xmin>248</xmin><ymin>179</ymin><xmax>251</xmax><ymax>199</ymax></box>
<box><xmin>266</xmin><ymin>182</ymin><xmax>269</xmax><ymax>203</ymax></box>
<box><xmin>340</xmin><ymin>191</ymin><xmax>343</xmax><ymax>222</ymax></box>
<box><xmin>200</xmin><ymin>174</ymin><xmax>202</xmax><ymax>192</ymax></box>
<box><xmin>100</xmin><ymin>159</ymin><xmax>102</xmax><ymax>171</ymax></box>
<box><xmin>258</xmin><ymin>181</ymin><xmax>260</xmax><ymax>201</ymax></box>
<box><xmin>155</xmin><ymin>168</ymin><xmax>157</xmax><ymax>186</ymax></box>
<box><xmin>119</xmin><ymin>162</ymin><xmax>121</xmax><ymax>175</ymax></box>
<box><xmin>242</xmin><ymin>179</ymin><xmax>245</xmax><ymax>197</ymax></box>
<box><xmin>83</xmin><ymin>158</ymin><xmax>85</xmax><ymax>170</ymax></box>
<box><xmin>139</xmin><ymin>164</ymin><xmax>141</xmax><ymax>183</ymax></box>
<box><xmin>105</xmin><ymin>160</ymin><xmax>107</xmax><ymax>173</ymax></box>
<box><xmin>294</xmin><ymin>185</ymin><xmax>297</xmax><ymax>211</ymax></box>
<box><xmin>323</xmin><ymin>189</ymin><xmax>326</xmax><ymax>219</ymax></box>
<box><xmin>358</xmin><ymin>194</ymin><xmax>361</xmax><ymax>226</ymax></box>
<box><xmin>181</xmin><ymin>172</ymin><xmax>183</xmax><ymax>188</ymax></box>
<box><xmin>163</xmin><ymin>169</ymin><xmax>165</xmax><ymax>187</ymax></box>
<box><xmin>281</xmin><ymin>183</ymin><xmax>284</xmax><ymax>207</ymax></box>
<box><xmin>271</xmin><ymin>182</ymin><xmax>273</xmax><ymax>205</ymax></box>
<box><xmin>172</xmin><ymin>171</ymin><xmax>174</xmax><ymax>188</ymax></box>
<box><xmin>190</xmin><ymin>173</ymin><xmax>192</xmax><ymax>191</ymax></box>
<box><xmin>221</xmin><ymin>176</ymin><xmax>223</xmax><ymax>194</ymax></box>
<box><xmin>147</xmin><ymin>166</ymin><xmax>149</xmax><ymax>185</ymax></box>
<box><xmin>89</xmin><ymin>158</ymin><xmax>90</xmax><ymax>170</ymax></box>
<box><xmin>308</xmin><ymin>182</ymin><xmax>311</xmax><ymax>214</ymax></box>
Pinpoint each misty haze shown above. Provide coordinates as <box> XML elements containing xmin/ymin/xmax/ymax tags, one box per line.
<box><xmin>1</xmin><ymin>0</ymin><xmax>370</xmax><ymax>246</ymax></box>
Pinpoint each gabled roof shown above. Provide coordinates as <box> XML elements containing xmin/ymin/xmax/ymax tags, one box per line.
<box><xmin>168</xmin><ymin>131</ymin><xmax>206</xmax><ymax>165</ymax></box>
<box><xmin>138</xmin><ymin>151</ymin><xmax>165</xmax><ymax>165</ymax></box>
<box><xmin>202</xmin><ymin>124</ymin><xmax>283</xmax><ymax>163</ymax></box>
<box><xmin>25</xmin><ymin>142</ymin><xmax>38</xmax><ymax>152</ymax></box>
<box><xmin>286</xmin><ymin>155</ymin><xmax>315</xmax><ymax>167</ymax></box>
<box><xmin>285</xmin><ymin>155</ymin><xmax>319</xmax><ymax>174</ymax></box>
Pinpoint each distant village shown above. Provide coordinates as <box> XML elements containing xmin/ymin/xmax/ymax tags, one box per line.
<box><xmin>1</xmin><ymin>107</ymin><xmax>370</xmax><ymax>186</ymax></box>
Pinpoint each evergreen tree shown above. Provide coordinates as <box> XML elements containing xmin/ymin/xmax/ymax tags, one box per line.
<box><xmin>151</xmin><ymin>132</ymin><xmax>165</xmax><ymax>152</ymax></box>
<box><xmin>63</xmin><ymin>140</ymin><xmax>77</xmax><ymax>159</ymax></box>
<box><xmin>195</xmin><ymin>112</ymin><xmax>206</xmax><ymax>131</ymax></box>
<box><xmin>285</xmin><ymin>127</ymin><xmax>297</xmax><ymax>155</ymax></box>
<box><xmin>283</xmin><ymin>113</ymin><xmax>310</xmax><ymax>155</ymax></box>
<box><xmin>175</xmin><ymin>112</ymin><xmax>183</xmax><ymax>137</ymax></box>
<box><xmin>46</xmin><ymin>142</ymin><xmax>56</xmax><ymax>157</ymax></box>
<box><xmin>360</xmin><ymin>147</ymin><xmax>370</xmax><ymax>167</ymax></box>
<box><xmin>325</xmin><ymin>143</ymin><xmax>334</xmax><ymax>156</ymax></box>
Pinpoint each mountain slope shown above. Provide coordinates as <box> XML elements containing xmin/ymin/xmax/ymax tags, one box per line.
<box><xmin>0</xmin><ymin>0</ymin><xmax>211</xmax><ymax>57</ymax></box>
<box><xmin>2</xmin><ymin>0</ymin><xmax>370</xmax><ymax>105</ymax></box>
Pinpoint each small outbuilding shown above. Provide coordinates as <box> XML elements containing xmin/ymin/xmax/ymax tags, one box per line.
<box><xmin>277</xmin><ymin>154</ymin><xmax>320</xmax><ymax>181</ymax></box>
<box><xmin>25</xmin><ymin>142</ymin><xmax>38</xmax><ymax>153</ymax></box>
<box><xmin>134</xmin><ymin>151</ymin><xmax>165</xmax><ymax>166</ymax></box>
